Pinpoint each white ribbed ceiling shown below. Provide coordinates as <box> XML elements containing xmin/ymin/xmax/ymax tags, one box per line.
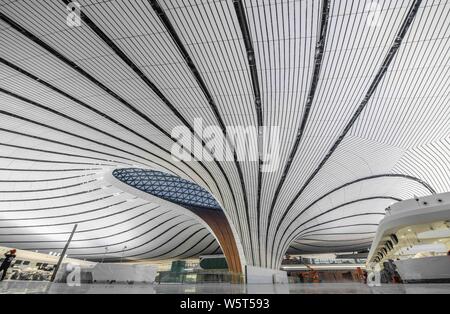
<box><xmin>0</xmin><ymin>0</ymin><xmax>448</xmax><ymax>268</ymax></box>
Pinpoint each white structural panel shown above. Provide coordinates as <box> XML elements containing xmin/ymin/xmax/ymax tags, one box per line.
<box><xmin>0</xmin><ymin>0</ymin><xmax>448</xmax><ymax>268</ymax></box>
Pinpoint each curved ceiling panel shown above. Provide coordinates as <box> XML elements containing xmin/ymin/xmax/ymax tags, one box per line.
<box><xmin>0</xmin><ymin>0</ymin><xmax>448</xmax><ymax>270</ymax></box>
<box><xmin>0</xmin><ymin>166</ymin><xmax>220</xmax><ymax>262</ymax></box>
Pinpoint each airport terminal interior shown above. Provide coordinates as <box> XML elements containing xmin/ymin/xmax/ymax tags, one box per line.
<box><xmin>0</xmin><ymin>0</ymin><xmax>449</xmax><ymax>295</ymax></box>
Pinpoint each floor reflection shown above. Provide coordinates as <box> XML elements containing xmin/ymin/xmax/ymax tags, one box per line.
<box><xmin>0</xmin><ymin>281</ymin><xmax>449</xmax><ymax>294</ymax></box>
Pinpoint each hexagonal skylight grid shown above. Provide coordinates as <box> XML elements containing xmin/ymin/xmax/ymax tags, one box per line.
<box><xmin>113</xmin><ymin>168</ymin><xmax>221</xmax><ymax>211</ymax></box>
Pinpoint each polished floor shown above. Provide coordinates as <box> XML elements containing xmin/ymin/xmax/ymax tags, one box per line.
<box><xmin>0</xmin><ymin>281</ymin><xmax>449</xmax><ymax>294</ymax></box>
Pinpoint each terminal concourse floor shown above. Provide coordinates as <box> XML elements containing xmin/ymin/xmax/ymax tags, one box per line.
<box><xmin>0</xmin><ymin>281</ymin><xmax>449</xmax><ymax>294</ymax></box>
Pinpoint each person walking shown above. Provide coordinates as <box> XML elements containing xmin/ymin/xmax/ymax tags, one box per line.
<box><xmin>0</xmin><ymin>249</ymin><xmax>16</xmax><ymax>281</ymax></box>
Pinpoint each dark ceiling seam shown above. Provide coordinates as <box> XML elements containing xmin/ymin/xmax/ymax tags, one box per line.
<box><xmin>272</xmin><ymin>0</ymin><xmax>424</xmax><ymax>266</ymax></box>
<box><xmin>0</xmin><ymin>155</ymin><xmax>115</xmax><ymax>167</ymax></box>
<box><xmin>211</xmin><ymin>245</ymin><xmax>222</xmax><ymax>255</ymax></box>
<box><xmin>82</xmin><ymin>222</ymin><xmax>200</xmax><ymax>258</ymax></box>
<box><xmin>173</xmin><ymin>233</ymin><xmax>212</xmax><ymax>259</ymax></box>
<box><xmin>0</xmin><ymin>208</ymin><xmax>170</xmax><ymax>237</ymax></box>
<box><xmin>130</xmin><ymin>227</ymin><xmax>207</xmax><ymax>260</ymax></box>
<box><xmin>290</xmin><ymin>241</ymin><xmax>372</xmax><ymax>249</ymax></box>
<box><xmin>285</xmin><ymin>225</ymin><xmax>379</xmax><ymax>252</ymax></box>
<box><xmin>0</xmin><ymin>60</ymin><xmax>214</xmax><ymax>192</ymax></box>
<box><xmin>275</xmin><ymin>173</ymin><xmax>435</xmax><ymax>261</ymax></box>
<box><xmin>295</xmin><ymin>196</ymin><xmax>399</xmax><ymax>233</ymax></box>
<box><xmin>0</xmin><ymin>202</ymin><xmax>155</xmax><ymax>229</ymax></box>
<box><xmin>2</xmin><ymin>211</ymin><xmax>170</xmax><ymax>244</ymax></box>
<box><xmin>232</xmin><ymin>0</ymin><xmax>264</xmax><ymax>128</ymax></box>
<box><xmin>0</xmin><ymin>142</ymin><xmax>132</xmax><ymax>166</ymax></box>
<box><xmin>90</xmin><ymin>220</ymin><xmax>197</xmax><ymax>253</ymax></box>
<box><xmin>183</xmin><ymin>238</ymin><xmax>218</xmax><ymax>260</ymax></box>
<box><xmin>0</xmin><ymin>90</ymin><xmax>185</xmax><ymax>180</ymax></box>
<box><xmin>295</xmin><ymin>237</ymin><xmax>374</xmax><ymax>243</ymax></box>
<box><xmin>233</xmin><ymin>0</ymin><xmax>263</xmax><ymax>266</ymax></box>
<box><xmin>275</xmin><ymin>196</ymin><xmax>399</xmax><ymax>263</ymax></box>
<box><xmin>294</xmin><ymin>223</ymin><xmax>380</xmax><ymax>237</ymax></box>
<box><xmin>0</xmin><ymin>195</ymin><xmax>116</xmax><ymax>213</ymax></box>
<box><xmin>0</xmin><ymin>168</ymin><xmax>102</xmax><ymax>172</ymax></box>
<box><xmin>0</xmin><ymin>119</ymin><xmax>194</xmax><ymax>195</ymax></box>
<box><xmin>0</xmin><ymin>199</ymin><xmax>132</xmax><ymax>221</ymax></box>
<box><xmin>0</xmin><ymin>173</ymin><xmax>95</xmax><ymax>184</ymax></box>
<box><xmin>264</xmin><ymin>0</ymin><xmax>331</xmax><ymax>268</ymax></box>
<box><xmin>0</xmin><ymin>186</ymin><xmax>103</xmax><ymax>202</ymax></box>
<box><xmin>27</xmin><ymin>216</ymin><xmax>191</xmax><ymax>253</ymax></box>
<box><xmin>0</xmin><ymin>127</ymin><xmax>141</xmax><ymax>167</ymax></box>
<box><xmin>276</xmin><ymin>212</ymin><xmax>386</xmax><ymax>265</ymax></box>
<box><xmin>58</xmin><ymin>0</ymin><xmax>243</xmax><ymax>233</ymax></box>
<box><xmin>149</xmin><ymin>0</ymin><xmax>228</xmax><ymax>132</ymax></box>
<box><xmin>0</xmin><ymin>12</ymin><xmax>225</xmax><ymax>206</ymax></box>
<box><xmin>0</xmin><ymin>174</ymin><xmax>92</xmax><ymax>183</ymax></box>
<box><xmin>0</xmin><ymin>86</ymin><xmax>163</xmax><ymax>170</ymax></box>
<box><xmin>368</xmin><ymin>5</ymin><xmax>446</xmax><ymax>148</ymax></box>
<box><xmin>294</xmin><ymin>174</ymin><xmax>434</xmax><ymax>219</ymax></box>
<box><xmin>149</xmin><ymin>0</ymin><xmax>251</xmax><ymax>264</ymax></box>
<box><xmin>296</xmin><ymin>231</ymin><xmax>377</xmax><ymax>238</ymax></box>
<box><xmin>17</xmin><ymin>212</ymin><xmax>177</xmax><ymax>248</ymax></box>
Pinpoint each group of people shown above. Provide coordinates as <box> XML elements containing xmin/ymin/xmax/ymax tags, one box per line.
<box><xmin>0</xmin><ymin>249</ymin><xmax>16</xmax><ymax>281</ymax></box>
<box><xmin>0</xmin><ymin>249</ymin><xmax>448</xmax><ymax>283</ymax></box>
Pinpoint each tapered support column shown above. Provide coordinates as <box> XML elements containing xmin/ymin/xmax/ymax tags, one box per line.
<box><xmin>190</xmin><ymin>208</ymin><xmax>242</xmax><ymax>276</ymax></box>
